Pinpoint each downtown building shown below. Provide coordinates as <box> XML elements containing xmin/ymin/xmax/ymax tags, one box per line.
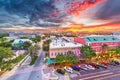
<box><xmin>74</xmin><ymin>35</ymin><xmax>120</xmax><ymax>52</ymax></box>
<box><xmin>49</xmin><ymin>37</ymin><xmax>82</xmax><ymax>59</ymax></box>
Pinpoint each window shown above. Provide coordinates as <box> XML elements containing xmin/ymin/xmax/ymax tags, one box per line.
<box><xmin>55</xmin><ymin>53</ymin><xmax>56</xmax><ymax>56</ymax></box>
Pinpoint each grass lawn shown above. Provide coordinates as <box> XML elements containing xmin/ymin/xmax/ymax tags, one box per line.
<box><xmin>30</xmin><ymin>56</ymin><xmax>38</xmax><ymax>65</ymax></box>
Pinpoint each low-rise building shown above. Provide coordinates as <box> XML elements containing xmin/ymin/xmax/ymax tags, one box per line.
<box><xmin>12</xmin><ymin>39</ymin><xmax>34</xmax><ymax>48</ymax></box>
<box><xmin>9</xmin><ymin>32</ymin><xmax>39</xmax><ymax>38</ymax></box>
<box><xmin>49</xmin><ymin>38</ymin><xmax>82</xmax><ymax>59</ymax></box>
<box><xmin>74</xmin><ymin>35</ymin><xmax>120</xmax><ymax>52</ymax></box>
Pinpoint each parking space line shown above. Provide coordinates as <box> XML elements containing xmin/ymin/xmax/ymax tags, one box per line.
<box><xmin>95</xmin><ymin>73</ymin><xmax>120</xmax><ymax>80</ymax></box>
<box><xmin>79</xmin><ymin>72</ymin><xmax>113</xmax><ymax>80</ymax></box>
<box><xmin>80</xmin><ymin>67</ymin><xmax>120</xmax><ymax>77</ymax></box>
<box><xmin>80</xmin><ymin>70</ymin><xmax>110</xmax><ymax>77</ymax></box>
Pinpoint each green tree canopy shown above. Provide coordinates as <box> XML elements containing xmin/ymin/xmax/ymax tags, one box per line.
<box><xmin>56</xmin><ymin>53</ymin><xmax>65</xmax><ymax>64</ymax></box>
<box><xmin>22</xmin><ymin>41</ymin><xmax>32</xmax><ymax>50</ymax></box>
<box><xmin>66</xmin><ymin>51</ymin><xmax>79</xmax><ymax>64</ymax></box>
<box><xmin>29</xmin><ymin>44</ymin><xmax>39</xmax><ymax>59</ymax></box>
<box><xmin>80</xmin><ymin>45</ymin><xmax>96</xmax><ymax>59</ymax></box>
<box><xmin>31</xmin><ymin>36</ymin><xmax>41</xmax><ymax>43</ymax></box>
<box><xmin>0</xmin><ymin>33</ymin><xmax>9</xmax><ymax>38</ymax></box>
<box><xmin>43</xmin><ymin>40</ymin><xmax>51</xmax><ymax>51</ymax></box>
<box><xmin>102</xmin><ymin>44</ymin><xmax>108</xmax><ymax>51</ymax></box>
<box><xmin>0</xmin><ymin>47</ymin><xmax>14</xmax><ymax>68</ymax></box>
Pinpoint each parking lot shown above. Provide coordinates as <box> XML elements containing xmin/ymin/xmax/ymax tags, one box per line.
<box><xmin>70</xmin><ymin>64</ymin><xmax>120</xmax><ymax>80</ymax></box>
<box><xmin>55</xmin><ymin>63</ymin><xmax>120</xmax><ymax>80</ymax></box>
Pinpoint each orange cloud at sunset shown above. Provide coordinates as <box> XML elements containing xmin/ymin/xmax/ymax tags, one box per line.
<box><xmin>63</xmin><ymin>24</ymin><xmax>120</xmax><ymax>33</ymax></box>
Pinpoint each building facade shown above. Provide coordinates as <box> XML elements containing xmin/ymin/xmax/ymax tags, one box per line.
<box><xmin>49</xmin><ymin>38</ymin><xmax>82</xmax><ymax>59</ymax></box>
<box><xmin>74</xmin><ymin>35</ymin><xmax>120</xmax><ymax>52</ymax></box>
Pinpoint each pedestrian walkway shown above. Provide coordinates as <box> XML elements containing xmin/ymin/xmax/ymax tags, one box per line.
<box><xmin>41</xmin><ymin>64</ymin><xmax>59</xmax><ymax>80</ymax></box>
<box><xmin>0</xmin><ymin>54</ymin><xmax>29</xmax><ymax>80</ymax></box>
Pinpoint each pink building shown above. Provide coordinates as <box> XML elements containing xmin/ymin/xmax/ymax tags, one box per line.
<box><xmin>74</xmin><ymin>35</ymin><xmax>120</xmax><ymax>52</ymax></box>
<box><xmin>49</xmin><ymin>38</ymin><xmax>82</xmax><ymax>59</ymax></box>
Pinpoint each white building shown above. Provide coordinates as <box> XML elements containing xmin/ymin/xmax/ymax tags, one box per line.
<box><xmin>49</xmin><ymin>38</ymin><xmax>82</xmax><ymax>59</ymax></box>
<box><xmin>12</xmin><ymin>39</ymin><xmax>33</xmax><ymax>45</ymax></box>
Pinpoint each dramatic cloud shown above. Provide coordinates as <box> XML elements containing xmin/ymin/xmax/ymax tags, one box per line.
<box><xmin>0</xmin><ymin>0</ymin><xmax>120</xmax><ymax>33</ymax></box>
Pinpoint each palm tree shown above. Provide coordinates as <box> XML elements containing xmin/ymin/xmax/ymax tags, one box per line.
<box><xmin>29</xmin><ymin>46</ymin><xmax>35</xmax><ymax>59</ymax></box>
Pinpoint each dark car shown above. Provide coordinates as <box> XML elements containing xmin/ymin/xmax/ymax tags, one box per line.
<box><xmin>96</xmin><ymin>64</ymin><xmax>107</xmax><ymax>69</ymax></box>
<box><xmin>88</xmin><ymin>63</ymin><xmax>99</xmax><ymax>69</ymax></box>
<box><xmin>7</xmin><ymin>68</ymin><xmax>12</xmax><ymax>71</ymax></box>
<box><xmin>56</xmin><ymin>69</ymin><xmax>65</xmax><ymax>75</ymax></box>
<box><xmin>71</xmin><ymin>66</ymin><xmax>80</xmax><ymax>71</ymax></box>
<box><xmin>109</xmin><ymin>61</ymin><xmax>117</xmax><ymax>66</ymax></box>
<box><xmin>112</xmin><ymin>61</ymin><xmax>120</xmax><ymax>65</ymax></box>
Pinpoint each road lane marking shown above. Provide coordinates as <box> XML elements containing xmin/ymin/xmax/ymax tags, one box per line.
<box><xmin>80</xmin><ymin>70</ymin><xmax>110</xmax><ymax>77</ymax></box>
<box><xmin>95</xmin><ymin>73</ymin><xmax>120</xmax><ymax>80</ymax></box>
<box><xmin>79</xmin><ymin>72</ymin><xmax>113</xmax><ymax>80</ymax></box>
<box><xmin>80</xmin><ymin>67</ymin><xmax>120</xmax><ymax>77</ymax></box>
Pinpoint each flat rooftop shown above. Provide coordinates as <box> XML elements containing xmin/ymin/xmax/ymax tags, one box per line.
<box><xmin>50</xmin><ymin>38</ymin><xmax>82</xmax><ymax>49</ymax></box>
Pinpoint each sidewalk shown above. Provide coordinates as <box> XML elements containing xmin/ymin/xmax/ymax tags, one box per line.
<box><xmin>41</xmin><ymin>64</ymin><xmax>59</xmax><ymax>80</ymax></box>
<box><xmin>0</xmin><ymin>54</ymin><xmax>30</xmax><ymax>80</ymax></box>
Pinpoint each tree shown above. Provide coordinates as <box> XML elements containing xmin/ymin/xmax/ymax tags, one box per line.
<box><xmin>43</xmin><ymin>40</ymin><xmax>51</xmax><ymax>51</ymax></box>
<box><xmin>29</xmin><ymin>44</ymin><xmax>39</xmax><ymax>59</ymax></box>
<box><xmin>80</xmin><ymin>45</ymin><xmax>96</xmax><ymax>59</ymax></box>
<box><xmin>22</xmin><ymin>41</ymin><xmax>31</xmax><ymax>50</ymax></box>
<box><xmin>56</xmin><ymin>53</ymin><xmax>65</xmax><ymax>64</ymax></box>
<box><xmin>0</xmin><ymin>47</ymin><xmax>14</xmax><ymax>69</ymax></box>
<box><xmin>66</xmin><ymin>51</ymin><xmax>79</xmax><ymax>64</ymax></box>
<box><xmin>102</xmin><ymin>44</ymin><xmax>108</xmax><ymax>51</ymax></box>
<box><xmin>0</xmin><ymin>33</ymin><xmax>9</xmax><ymax>38</ymax></box>
<box><xmin>31</xmin><ymin>36</ymin><xmax>41</xmax><ymax>43</ymax></box>
<box><xmin>113</xmin><ymin>47</ymin><xmax>120</xmax><ymax>57</ymax></box>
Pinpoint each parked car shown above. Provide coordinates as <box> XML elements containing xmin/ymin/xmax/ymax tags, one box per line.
<box><xmin>88</xmin><ymin>63</ymin><xmax>99</xmax><ymax>69</ymax></box>
<box><xmin>112</xmin><ymin>60</ymin><xmax>120</xmax><ymax>65</ymax></box>
<box><xmin>113</xmin><ymin>59</ymin><xmax>120</xmax><ymax>63</ymax></box>
<box><xmin>56</xmin><ymin>69</ymin><xmax>65</xmax><ymax>75</ymax></box>
<box><xmin>7</xmin><ymin>68</ymin><xmax>12</xmax><ymax>71</ymax></box>
<box><xmin>109</xmin><ymin>61</ymin><xmax>117</xmax><ymax>66</ymax></box>
<box><xmin>71</xmin><ymin>66</ymin><xmax>80</xmax><ymax>71</ymax></box>
<box><xmin>96</xmin><ymin>64</ymin><xmax>107</xmax><ymax>69</ymax></box>
<box><xmin>80</xmin><ymin>65</ymin><xmax>90</xmax><ymax>71</ymax></box>
<box><xmin>64</xmin><ymin>67</ymin><xmax>73</xmax><ymax>73</ymax></box>
<box><xmin>85</xmin><ymin>65</ymin><xmax>95</xmax><ymax>70</ymax></box>
<box><xmin>100</xmin><ymin>61</ymin><xmax>108</xmax><ymax>66</ymax></box>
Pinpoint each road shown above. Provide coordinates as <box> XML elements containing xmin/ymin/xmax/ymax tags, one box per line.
<box><xmin>27</xmin><ymin>50</ymin><xmax>45</xmax><ymax>80</ymax></box>
<box><xmin>70</xmin><ymin>65</ymin><xmax>120</xmax><ymax>80</ymax></box>
<box><xmin>6</xmin><ymin>41</ymin><xmax>46</xmax><ymax>80</ymax></box>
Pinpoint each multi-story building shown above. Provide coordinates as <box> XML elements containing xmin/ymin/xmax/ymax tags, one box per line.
<box><xmin>49</xmin><ymin>38</ymin><xmax>82</xmax><ymax>59</ymax></box>
<box><xmin>74</xmin><ymin>35</ymin><xmax>120</xmax><ymax>52</ymax></box>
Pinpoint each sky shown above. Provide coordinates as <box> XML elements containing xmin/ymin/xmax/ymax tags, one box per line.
<box><xmin>0</xmin><ymin>0</ymin><xmax>120</xmax><ymax>33</ymax></box>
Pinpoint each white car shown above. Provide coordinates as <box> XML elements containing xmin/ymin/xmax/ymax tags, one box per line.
<box><xmin>64</xmin><ymin>67</ymin><xmax>73</xmax><ymax>73</ymax></box>
<box><xmin>85</xmin><ymin>65</ymin><xmax>95</xmax><ymax>70</ymax></box>
<box><xmin>79</xmin><ymin>65</ymin><xmax>88</xmax><ymax>70</ymax></box>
